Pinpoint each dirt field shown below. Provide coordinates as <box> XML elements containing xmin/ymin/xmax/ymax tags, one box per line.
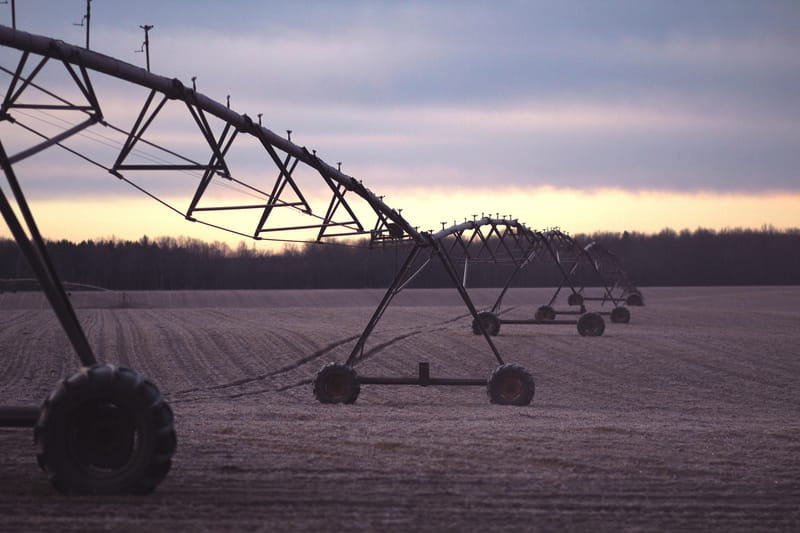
<box><xmin>1</xmin><ymin>286</ymin><xmax>799</xmax><ymax>531</ymax></box>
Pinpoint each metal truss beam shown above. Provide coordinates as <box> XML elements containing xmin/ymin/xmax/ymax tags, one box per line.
<box><xmin>0</xmin><ymin>25</ymin><xmax>420</xmax><ymax>245</ymax></box>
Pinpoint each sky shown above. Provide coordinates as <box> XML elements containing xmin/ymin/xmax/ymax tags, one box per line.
<box><xmin>1</xmin><ymin>1</ymin><xmax>798</xmax><ymax>250</ymax></box>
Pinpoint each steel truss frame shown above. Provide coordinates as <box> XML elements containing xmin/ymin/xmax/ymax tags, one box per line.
<box><xmin>0</xmin><ymin>23</ymin><xmax>535</xmax><ymax>445</ymax></box>
<box><xmin>482</xmin><ymin>229</ymin><xmax>590</xmax><ymax>315</ymax></box>
<box><xmin>538</xmin><ymin>230</ymin><xmax>624</xmax><ymax>311</ymax></box>
<box><xmin>583</xmin><ymin>241</ymin><xmax>645</xmax><ymax>306</ymax></box>
<box><xmin>424</xmin><ymin>219</ymin><xmax>628</xmax><ymax>336</ymax></box>
<box><xmin>317</xmin><ymin>217</ymin><xmax>546</xmax><ymax>399</ymax></box>
<box><xmin>340</xmin><ymin>230</ymin><xmax>506</xmax><ymax>391</ymax></box>
<box><xmin>347</xmin><ymin>216</ymin><xmax>541</xmax><ymax>369</ymax></box>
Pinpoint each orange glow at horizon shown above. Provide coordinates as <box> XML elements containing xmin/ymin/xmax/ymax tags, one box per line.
<box><xmin>2</xmin><ymin>187</ymin><xmax>798</xmax><ymax>252</ymax></box>
<box><xmin>389</xmin><ymin>186</ymin><xmax>800</xmax><ymax>235</ymax></box>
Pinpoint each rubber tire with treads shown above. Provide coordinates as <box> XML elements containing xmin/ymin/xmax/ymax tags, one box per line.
<box><xmin>568</xmin><ymin>293</ymin><xmax>584</xmax><ymax>306</ymax></box>
<box><xmin>487</xmin><ymin>363</ymin><xmax>535</xmax><ymax>406</ymax></box>
<box><xmin>34</xmin><ymin>364</ymin><xmax>176</xmax><ymax>495</ymax></box>
<box><xmin>535</xmin><ymin>305</ymin><xmax>556</xmax><ymax>321</ymax></box>
<box><xmin>471</xmin><ymin>311</ymin><xmax>501</xmax><ymax>336</ymax></box>
<box><xmin>577</xmin><ymin>312</ymin><xmax>605</xmax><ymax>337</ymax></box>
<box><xmin>313</xmin><ymin>362</ymin><xmax>360</xmax><ymax>404</ymax></box>
<box><xmin>610</xmin><ymin>306</ymin><xmax>631</xmax><ymax>324</ymax></box>
<box><xmin>626</xmin><ymin>292</ymin><xmax>644</xmax><ymax>306</ymax></box>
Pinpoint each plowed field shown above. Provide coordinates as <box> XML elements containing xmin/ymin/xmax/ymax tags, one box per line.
<box><xmin>1</xmin><ymin>287</ymin><xmax>799</xmax><ymax>531</ymax></box>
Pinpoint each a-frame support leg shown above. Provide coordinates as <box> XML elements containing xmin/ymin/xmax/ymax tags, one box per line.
<box><xmin>345</xmin><ymin>244</ymin><xmax>424</xmax><ymax>365</ymax></box>
<box><xmin>0</xmin><ymin>142</ymin><xmax>96</xmax><ymax>367</ymax></box>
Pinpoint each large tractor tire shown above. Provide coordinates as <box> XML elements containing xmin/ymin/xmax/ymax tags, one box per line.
<box><xmin>34</xmin><ymin>364</ymin><xmax>176</xmax><ymax>495</ymax></box>
<box><xmin>471</xmin><ymin>311</ymin><xmax>501</xmax><ymax>336</ymax></box>
<box><xmin>313</xmin><ymin>362</ymin><xmax>360</xmax><ymax>404</ymax></box>
<box><xmin>567</xmin><ymin>293</ymin><xmax>584</xmax><ymax>306</ymax></box>
<box><xmin>610</xmin><ymin>306</ymin><xmax>631</xmax><ymax>324</ymax></box>
<box><xmin>626</xmin><ymin>292</ymin><xmax>644</xmax><ymax>306</ymax></box>
<box><xmin>534</xmin><ymin>305</ymin><xmax>556</xmax><ymax>321</ymax></box>
<box><xmin>577</xmin><ymin>312</ymin><xmax>605</xmax><ymax>337</ymax></box>
<box><xmin>487</xmin><ymin>363</ymin><xmax>535</xmax><ymax>406</ymax></box>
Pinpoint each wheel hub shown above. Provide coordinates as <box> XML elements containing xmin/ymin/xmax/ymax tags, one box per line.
<box><xmin>497</xmin><ymin>376</ymin><xmax>522</xmax><ymax>402</ymax></box>
<box><xmin>323</xmin><ymin>373</ymin><xmax>349</xmax><ymax>401</ymax></box>
<box><xmin>68</xmin><ymin>401</ymin><xmax>137</xmax><ymax>470</ymax></box>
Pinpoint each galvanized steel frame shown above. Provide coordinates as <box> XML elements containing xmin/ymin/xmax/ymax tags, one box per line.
<box><xmin>539</xmin><ymin>230</ymin><xmax>622</xmax><ymax>310</ymax></box>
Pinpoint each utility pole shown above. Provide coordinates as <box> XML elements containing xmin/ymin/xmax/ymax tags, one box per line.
<box><xmin>85</xmin><ymin>0</ymin><xmax>91</xmax><ymax>49</ymax></box>
<box><xmin>137</xmin><ymin>25</ymin><xmax>154</xmax><ymax>72</ymax></box>
<box><xmin>1</xmin><ymin>0</ymin><xmax>16</xmax><ymax>29</ymax></box>
<box><xmin>73</xmin><ymin>0</ymin><xmax>92</xmax><ymax>49</ymax></box>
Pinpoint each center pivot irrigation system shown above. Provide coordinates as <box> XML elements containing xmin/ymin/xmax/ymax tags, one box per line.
<box><xmin>0</xmin><ymin>25</ymin><xmax>640</xmax><ymax>494</ymax></box>
<box><xmin>582</xmin><ymin>241</ymin><xmax>644</xmax><ymax>307</ymax></box>
<box><xmin>457</xmin><ymin>224</ymin><xmax>634</xmax><ymax>339</ymax></box>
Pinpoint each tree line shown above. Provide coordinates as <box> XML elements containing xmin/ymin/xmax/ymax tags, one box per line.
<box><xmin>0</xmin><ymin>227</ymin><xmax>798</xmax><ymax>291</ymax></box>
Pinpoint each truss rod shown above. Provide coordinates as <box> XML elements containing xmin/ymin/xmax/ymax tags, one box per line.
<box><xmin>432</xmin><ymin>236</ymin><xmax>505</xmax><ymax>365</ymax></box>
<box><xmin>0</xmin><ymin>141</ymin><xmax>95</xmax><ymax>366</ymax></box>
<box><xmin>9</xmin><ymin>112</ymin><xmax>369</xmax><ymax>242</ymax></box>
<box><xmin>345</xmin><ymin>244</ymin><xmax>425</xmax><ymax>365</ymax></box>
<box><xmin>0</xmin><ymin>25</ymin><xmax>420</xmax><ymax>243</ymax></box>
<box><xmin>8</xmin><ymin>116</ymin><xmax>99</xmax><ymax>164</ymax></box>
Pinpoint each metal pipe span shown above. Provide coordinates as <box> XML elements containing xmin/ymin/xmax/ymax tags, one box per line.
<box><xmin>432</xmin><ymin>217</ymin><xmax>524</xmax><ymax>241</ymax></box>
<box><xmin>0</xmin><ymin>24</ymin><xmax>421</xmax><ymax>242</ymax></box>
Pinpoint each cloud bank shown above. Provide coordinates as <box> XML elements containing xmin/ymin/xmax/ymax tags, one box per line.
<box><xmin>2</xmin><ymin>1</ymin><xmax>799</xmax><ymax>203</ymax></box>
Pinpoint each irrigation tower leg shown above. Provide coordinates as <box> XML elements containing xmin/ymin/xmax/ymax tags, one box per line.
<box><xmin>490</xmin><ymin>256</ymin><xmax>527</xmax><ymax>314</ymax></box>
<box><xmin>345</xmin><ymin>244</ymin><xmax>424</xmax><ymax>365</ymax></box>
<box><xmin>432</xmin><ymin>239</ymin><xmax>505</xmax><ymax>365</ymax></box>
<box><xmin>0</xmin><ymin>142</ymin><xmax>96</xmax><ymax>366</ymax></box>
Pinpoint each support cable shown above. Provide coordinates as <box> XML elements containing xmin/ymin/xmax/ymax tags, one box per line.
<box><xmin>5</xmin><ymin>114</ymin><xmax>372</xmax><ymax>248</ymax></box>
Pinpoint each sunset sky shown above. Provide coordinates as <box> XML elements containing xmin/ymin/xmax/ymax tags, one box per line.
<box><xmin>1</xmin><ymin>1</ymin><xmax>798</xmax><ymax>250</ymax></box>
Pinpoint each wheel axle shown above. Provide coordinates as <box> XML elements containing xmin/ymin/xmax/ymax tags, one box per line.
<box><xmin>313</xmin><ymin>362</ymin><xmax>535</xmax><ymax>406</ymax></box>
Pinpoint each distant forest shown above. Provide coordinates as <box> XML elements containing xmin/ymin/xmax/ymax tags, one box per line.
<box><xmin>1</xmin><ymin>227</ymin><xmax>799</xmax><ymax>290</ymax></box>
